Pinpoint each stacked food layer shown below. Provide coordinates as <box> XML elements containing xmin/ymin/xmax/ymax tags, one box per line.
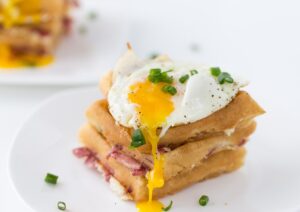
<box><xmin>0</xmin><ymin>0</ymin><xmax>73</xmax><ymax>57</ymax></box>
<box><xmin>74</xmin><ymin>49</ymin><xmax>265</xmax><ymax>203</ymax></box>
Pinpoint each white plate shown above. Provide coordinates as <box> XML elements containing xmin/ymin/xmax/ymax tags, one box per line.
<box><xmin>8</xmin><ymin>87</ymin><xmax>300</xmax><ymax>212</ymax></box>
<box><xmin>0</xmin><ymin>1</ymin><xmax>129</xmax><ymax>85</ymax></box>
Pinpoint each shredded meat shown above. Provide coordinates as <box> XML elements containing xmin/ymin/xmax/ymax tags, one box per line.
<box><xmin>73</xmin><ymin>147</ymin><xmax>99</xmax><ymax>170</ymax></box>
<box><xmin>107</xmin><ymin>145</ymin><xmax>149</xmax><ymax>176</ymax></box>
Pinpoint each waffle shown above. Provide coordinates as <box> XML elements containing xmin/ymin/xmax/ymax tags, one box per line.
<box><xmin>86</xmin><ymin>91</ymin><xmax>264</xmax><ymax>154</ymax></box>
<box><xmin>78</xmin><ymin>124</ymin><xmax>247</xmax><ymax>201</ymax></box>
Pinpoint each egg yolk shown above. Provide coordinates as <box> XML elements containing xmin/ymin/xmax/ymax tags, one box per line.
<box><xmin>136</xmin><ymin>200</ymin><xmax>164</xmax><ymax>212</ymax></box>
<box><xmin>0</xmin><ymin>45</ymin><xmax>53</xmax><ymax>69</ymax></box>
<box><xmin>128</xmin><ymin>80</ymin><xmax>174</xmax><ymax>212</ymax></box>
<box><xmin>1</xmin><ymin>0</ymin><xmax>41</xmax><ymax>28</ymax></box>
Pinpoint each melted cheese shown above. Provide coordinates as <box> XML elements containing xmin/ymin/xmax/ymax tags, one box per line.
<box><xmin>0</xmin><ymin>45</ymin><xmax>53</xmax><ymax>68</ymax></box>
<box><xmin>128</xmin><ymin>80</ymin><xmax>174</xmax><ymax>212</ymax></box>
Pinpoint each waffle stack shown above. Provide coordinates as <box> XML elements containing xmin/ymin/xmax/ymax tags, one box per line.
<box><xmin>76</xmin><ymin>72</ymin><xmax>265</xmax><ymax>201</ymax></box>
<box><xmin>0</xmin><ymin>0</ymin><xmax>73</xmax><ymax>56</ymax></box>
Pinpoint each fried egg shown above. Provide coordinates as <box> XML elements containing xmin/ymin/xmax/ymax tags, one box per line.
<box><xmin>108</xmin><ymin>49</ymin><xmax>247</xmax><ymax>135</ymax></box>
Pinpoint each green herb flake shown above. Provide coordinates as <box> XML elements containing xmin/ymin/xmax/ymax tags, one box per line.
<box><xmin>44</xmin><ymin>173</ymin><xmax>58</xmax><ymax>185</ymax></box>
<box><xmin>148</xmin><ymin>68</ymin><xmax>162</xmax><ymax>83</ymax></box>
<box><xmin>162</xmin><ymin>200</ymin><xmax>173</xmax><ymax>211</ymax></box>
<box><xmin>148</xmin><ymin>68</ymin><xmax>173</xmax><ymax>84</ymax></box>
<box><xmin>57</xmin><ymin>201</ymin><xmax>66</xmax><ymax>211</ymax></box>
<box><xmin>130</xmin><ymin>129</ymin><xmax>146</xmax><ymax>148</ymax></box>
<box><xmin>190</xmin><ymin>69</ymin><xmax>198</xmax><ymax>76</ymax></box>
<box><xmin>217</xmin><ymin>72</ymin><xmax>234</xmax><ymax>84</ymax></box>
<box><xmin>88</xmin><ymin>11</ymin><xmax>98</xmax><ymax>20</ymax></box>
<box><xmin>198</xmin><ymin>195</ymin><xmax>209</xmax><ymax>206</ymax></box>
<box><xmin>210</xmin><ymin>67</ymin><xmax>221</xmax><ymax>77</ymax></box>
<box><xmin>179</xmin><ymin>74</ymin><xmax>189</xmax><ymax>84</ymax></box>
<box><xmin>161</xmin><ymin>71</ymin><xmax>173</xmax><ymax>83</ymax></box>
<box><xmin>162</xmin><ymin>85</ymin><xmax>177</xmax><ymax>95</ymax></box>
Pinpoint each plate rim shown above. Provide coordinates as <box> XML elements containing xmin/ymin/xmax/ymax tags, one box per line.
<box><xmin>7</xmin><ymin>86</ymin><xmax>98</xmax><ymax>211</ymax></box>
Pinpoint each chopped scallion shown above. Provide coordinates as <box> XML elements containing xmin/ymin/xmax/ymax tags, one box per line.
<box><xmin>217</xmin><ymin>72</ymin><xmax>234</xmax><ymax>84</ymax></box>
<box><xmin>162</xmin><ymin>200</ymin><xmax>173</xmax><ymax>211</ymax></box>
<box><xmin>148</xmin><ymin>68</ymin><xmax>173</xmax><ymax>84</ymax></box>
<box><xmin>199</xmin><ymin>195</ymin><xmax>209</xmax><ymax>206</ymax></box>
<box><xmin>210</xmin><ymin>67</ymin><xmax>221</xmax><ymax>77</ymax></box>
<box><xmin>162</xmin><ymin>85</ymin><xmax>177</xmax><ymax>95</ymax></box>
<box><xmin>44</xmin><ymin>173</ymin><xmax>58</xmax><ymax>185</ymax></box>
<box><xmin>130</xmin><ymin>129</ymin><xmax>146</xmax><ymax>148</ymax></box>
<box><xmin>190</xmin><ymin>69</ymin><xmax>198</xmax><ymax>76</ymax></box>
<box><xmin>57</xmin><ymin>201</ymin><xmax>66</xmax><ymax>211</ymax></box>
<box><xmin>179</xmin><ymin>74</ymin><xmax>189</xmax><ymax>84</ymax></box>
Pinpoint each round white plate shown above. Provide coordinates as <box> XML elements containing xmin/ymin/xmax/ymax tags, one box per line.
<box><xmin>9</xmin><ymin>86</ymin><xmax>300</xmax><ymax>212</ymax></box>
<box><xmin>0</xmin><ymin>1</ymin><xmax>129</xmax><ymax>85</ymax></box>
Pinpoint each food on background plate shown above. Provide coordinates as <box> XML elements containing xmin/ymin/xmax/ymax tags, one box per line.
<box><xmin>0</xmin><ymin>0</ymin><xmax>76</xmax><ymax>68</ymax></box>
<box><xmin>74</xmin><ymin>45</ymin><xmax>265</xmax><ymax>211</ymax></box>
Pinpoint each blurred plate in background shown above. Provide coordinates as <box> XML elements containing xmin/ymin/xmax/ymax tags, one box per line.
<box><xmin>0</xmin><ymin>0</ymin><xmax>129</xmax><ymax>85</ymax></box>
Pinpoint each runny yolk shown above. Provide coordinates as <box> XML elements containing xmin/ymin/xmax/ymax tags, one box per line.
<box><xmin>1</xmin><ymin>0</ymin><xmax>42</xmax><ymax>28</ymax></box>
<box><xmin>0</xmin><ymin>45</ymin><xmax>53</xmax><ymax>69</ymax></box>
<box><xmin>128</xmin><ymin>80</ymin><xmax>174</xmax><ymax>212</ymax></box>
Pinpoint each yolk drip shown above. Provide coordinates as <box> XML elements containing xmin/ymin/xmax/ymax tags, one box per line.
<box><xmin>136</xmin><ymin>200</ymin><xmax>164</xmax><ymax>212</ymax></box>
<box><xmin>0</xmin><ymin>45</ymin><xmax>53</xmax><ymax>69</ymax></box>
<box><xmin>128</xmin><ymin>80</ymin><xmax>174</xmax><ymax>212</ymax></box>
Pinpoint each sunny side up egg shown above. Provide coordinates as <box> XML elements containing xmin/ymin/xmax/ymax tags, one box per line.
<box><xmin>107</xmin><ymin>48</ymin><xmax>247</xmax><ymax>212</ymax></box>
<box><xmin>108</xmin><ymin>51</ymin><xmax>247</xmax><ymax>133</ymax></box>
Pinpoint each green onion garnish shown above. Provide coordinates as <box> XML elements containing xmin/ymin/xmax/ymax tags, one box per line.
<box><xmin>210</xmin><ymin>67</ymin><xmax>221</xmax><ymax>77</ymax></box>
<box><xmin>162</xmin><ymin>85</ymin><xmax>177</xmax><ymax>95</ymax></box>
<box><xmin>210</xmin><ymin>67</ymin><xmax>234</xmax><ymax>84</ymax></box>
<box><xmin>199</xmin><ymin>195</ymin><xmax>209</xmax><ymax>206</ymax></box>
<box><xmin>148</xmin><ymin>68</ymin><xmax>173</xmax><ymax>84</ymax></box>
<box><xmin>130</xmin><ymin>129</ymin><xmax>146</xmax><ymax>148</ymax></box>
<box><xmin>148</xmin><ymin>68</ymin><xmax>162</xmax><ymax>83</ymax></box>
<box><xmin>190</xmin><ymin>69</ymin><xmax>198</xmax><ymax>75</ymax></box>
<box><xmin>88</xmin><ymin>11</ymin><xmax>98</xmax><ymax>20</ymax></box>
<box><xmin>162</xmin><ymin>200</ymin><xmax>173</xmax><ymax>211</ymax></box>
<box><xmin>44</xmin><ymin>173</ymin><xmax>58</xmax><ymax>185</ymax></box>
<box><xmin>57</xmin><ymin>201</ymin><xmax>66</xmax><ymax>210</ymax></box>
<box><xmin>179</xmin><ymin>74</ymin><xmax>189</xmax><ymax>84</ymax></box>
<box><xmin>218</xmin><ymin>72</ymin><xmax>234</xmax><ymax>84</ymax></box>
<box><xmin>161</xmin><ymin>71</ymin><xmax>173</xmax><ymax>83</ymax></box>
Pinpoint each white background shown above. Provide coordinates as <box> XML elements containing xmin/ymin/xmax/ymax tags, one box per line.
<box><xmin>1</xmin><ymin>0</ymin><xmax>300</xmax><ymax>211</ymax></box>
